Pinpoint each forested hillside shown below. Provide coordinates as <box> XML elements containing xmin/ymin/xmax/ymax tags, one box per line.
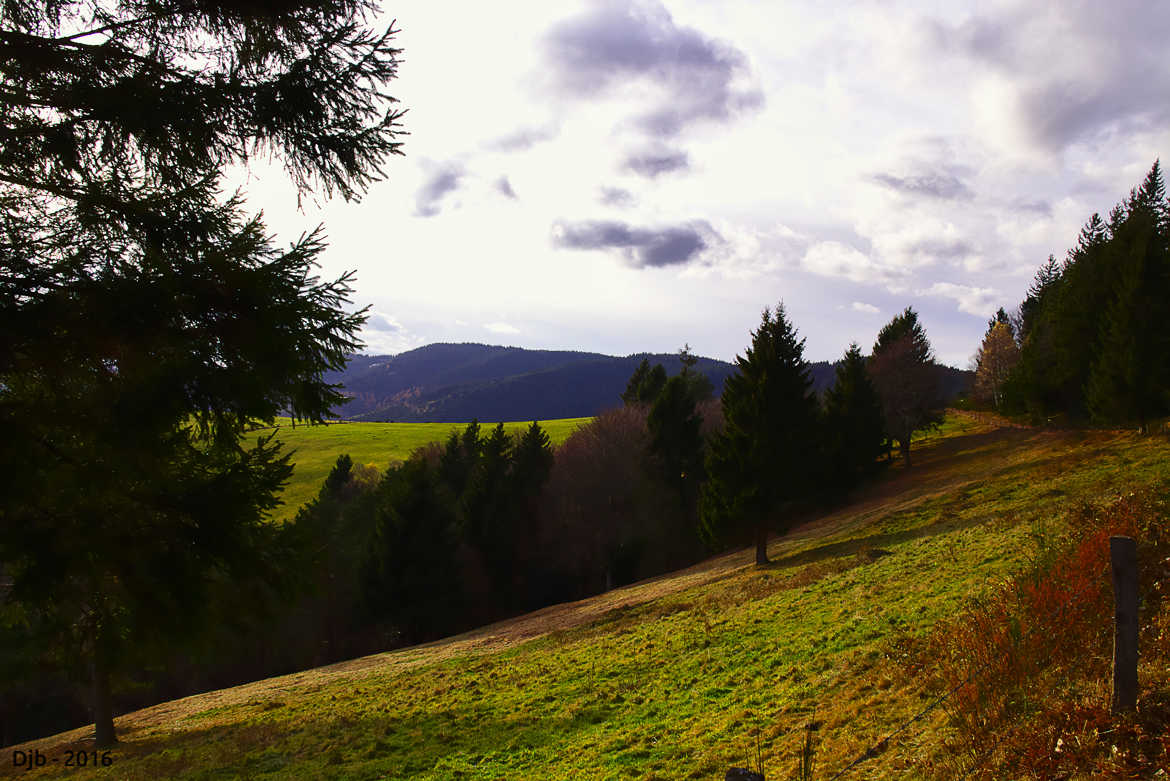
<box><xmin>324</xmin><ymin>343</ymin><xmax>971</xmax><ymax>422</ymax></box>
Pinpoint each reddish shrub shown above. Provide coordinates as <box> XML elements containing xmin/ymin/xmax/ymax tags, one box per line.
<box><xmin>921</xmin><ymin>489</ymin><xmax>1170</xmax><ymax>778</ymax></box>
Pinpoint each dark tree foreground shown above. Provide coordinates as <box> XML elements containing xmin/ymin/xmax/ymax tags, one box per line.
<box><xmin>868</xmin><ymin>307</ymin><xmax>944</xmax><ymax>467</ymax></box>
<box><xmin>0</xmin><ymin>1</ymin><xmax>405</xmax><ymax>746</ymax></box>
<box><xmin>701</xmin><ymin>305</ymin><xmax>820</xmax><ymax>564</ymax></box>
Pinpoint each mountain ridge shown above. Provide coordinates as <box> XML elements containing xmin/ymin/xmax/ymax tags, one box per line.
<box><xmin>325</xmin><ymin>342</ymin><xmax>971</xmax><ymax>422</ymax></box>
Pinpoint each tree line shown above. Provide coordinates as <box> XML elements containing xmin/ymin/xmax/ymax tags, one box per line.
<box><xmin>971</xmin><ymin>161</ymin><xmax>1170</xmax><ymax>429</ymax></box>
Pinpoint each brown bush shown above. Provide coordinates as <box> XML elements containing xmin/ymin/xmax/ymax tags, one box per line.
<box><xmin>536</xmin><ymin>406</ymin><xmax>699</xmax><ymax>596</ymax></box>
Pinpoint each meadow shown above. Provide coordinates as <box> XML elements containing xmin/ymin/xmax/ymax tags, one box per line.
<box><xmin>251</xmin><ymin>417</ymin><xmax>590</xmax><ymax>522</ymax></box>
<box><xmin>10</xmin><ymin>413</ymin><xmax>1170</xmax><ymax>779</ymax></box>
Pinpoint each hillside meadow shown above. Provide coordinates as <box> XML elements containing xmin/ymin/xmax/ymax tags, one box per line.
<box><xmin>8</xmin><ymin>413</ymin><xmax>1170</xmax><ymax>779</ymax></box>
<box><xmin>251</xmin><ymin>417</ymin><xmax>590</xmax><ymax>523</ymax></box>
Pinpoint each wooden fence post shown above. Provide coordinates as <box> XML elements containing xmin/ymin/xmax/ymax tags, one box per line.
<box><xmin>1109</xmin><ymin>535</ymin><xmax>1138</xmax><ymax>713</ymax></box>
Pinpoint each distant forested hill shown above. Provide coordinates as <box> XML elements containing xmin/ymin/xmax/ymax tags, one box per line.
<box><xmin>325</xmin><ymin>343</ymin><xmax>970</xmax><ymax>422</ymax></box>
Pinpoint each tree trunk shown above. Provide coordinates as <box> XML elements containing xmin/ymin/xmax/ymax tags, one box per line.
<box><xmin>91</xmin><ymin>654</ymin><xmax>116</xmax><ymax>748</ymax></box>
<box><xmin>754</xmin><ymin>523</ymin><xmax>769</xmax><ymax>565</ymax></box>
<box><xmin>899</xmin><ymin>438</ymin><xmax>912</xmax><ymax>468</ymax></box>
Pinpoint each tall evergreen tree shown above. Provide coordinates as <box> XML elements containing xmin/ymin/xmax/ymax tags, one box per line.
<box><xmin>647</xmin><ymin>374</ymin><xmax>705</xmax><ymax>508</ymax></box>
<box><xmin>463</xmin><ymin>422</ymin><xmax>514</xmax><ymax>590</ymax></box>
<box><xmin>677</xmin><ymin>343</ymin><xmax>715</xmax><ymax>404</ymax></box>
<box><xmin>1087</xmin><ymin>162</ymin><xmax>1170</xmax><ymax>428</ymax></box>
<box><xmin>822</xmin><ymin>343</ymin><xmax>886</xmax><ymax>493</ymax></box>
<box><xmin>0</xmin><ymin>0</ymin><xmax>405</xmax><ymax>746</ymax></box>
<box><xmin>867</xmin><ymin>307</ymin><xmax>943</xmax><ymax>466</ymax></box>
<box><xmin>1009</xmin><ymin>162</ymin><xmax>1170</xmax><ymax>424</ymax></box>
<box><xmin>700</xmin><ymin>304</ymin><xmax>820</xmax><ymax>564</ymax></box>
<box><xmin>622</xmin><ymin>360</ymin><xmax>669</xmax><ymax>406</ymax></box>
<box><xmin>363</xmin><ymin>457</ymin><xmax>462</xmax><ymax>644</ymax></box>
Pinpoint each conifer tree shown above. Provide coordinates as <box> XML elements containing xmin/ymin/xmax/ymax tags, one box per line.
<box><xmin>622</xmin><ymin>360</ymin><xmax>669</xmax><ymax>405</ymax></box>
<box><xmin>0</xmin><ymin>0</ymin><xmax>405</xmax><ymax>745</ymax></box>
<box><xmin>648</xmin><ymin>374</ymin><xmax>705</xmax><ymax>507</ymax></box>
<box><xmin>1087</xmin><ymin>161</ymin><xmax>1170</xmax><ymax>428</ymax></box>
<box><xmin>822</xmin><ymin>343</ymin><xmax>885</xmax><ymax>492</ymax></box>
<box><xmin>363</xmin><ymin>457</ymin><xmax>462</xmax><ymax>643</ymax></box>
<box><xmin>700</xmin><ymin>304</ymin><xmax>820</xmax><ymax>564</ymax></box>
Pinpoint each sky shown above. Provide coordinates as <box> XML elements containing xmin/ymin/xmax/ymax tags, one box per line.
<box><xmin>234</xmin><ymin>0</ymin><xmax>1170</xmax><ymax>368</ymax></box>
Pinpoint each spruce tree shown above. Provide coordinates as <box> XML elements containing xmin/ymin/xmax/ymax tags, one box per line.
<box><xmin>822</xmin><ymin>343</ymin><xmax>886</xmax><ymax>493</ymax></box>
<box><xmin>622</xmin><ymin>359</ymin><xmax>653</xmax><ymax>405</ymax></box>
<box><xmin>647</xmin><ymin>374</ymin><xmax>705</xmax><ymax>507</ymax></box>
<box><xmin>0</xmin><ymin>1</ymin><xmax>405</xmax><ymax>745</ymax></box>
<box><xmin>700</xmin><ymin>304</ymin><xmax>820</xmax><ymax>564</ymax></box>
<box><xmin>1087</xmin><ymin>161</ymin><xmax>1170</xmax><ymax>428</ymax></box>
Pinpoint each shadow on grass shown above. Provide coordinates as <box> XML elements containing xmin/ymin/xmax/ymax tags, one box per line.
<box><xmin>23</xmin><ymin>695</ymin><xmax>625</xmax><ymax>781</ymax></box>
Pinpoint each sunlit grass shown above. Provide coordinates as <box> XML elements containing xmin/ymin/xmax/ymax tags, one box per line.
<box><xmin>15</xmin><ymin>414</ymin><xmax>1170</xmax><ymax>779</ymax></box>
<box><xmin>248</xmin><ymin>417</ymin><xmax>590</xmax><ymax>522</ymax></box>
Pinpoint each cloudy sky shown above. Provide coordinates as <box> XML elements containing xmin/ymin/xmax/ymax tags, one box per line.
<box><xmin>237</xmin><ymin>0</ymin><xmax>1169</xmax><ymax>367</ymax></box>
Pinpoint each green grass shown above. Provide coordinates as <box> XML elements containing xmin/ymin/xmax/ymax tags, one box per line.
<box><xmin>13</xmin><ymin>414</ymin><xmax>1170</xmax><ymax>780</ymax></box>
<box><xmin>250</xmin><ymin>417</ymin><xmax>590</xmax><ymax>522</ymax></box>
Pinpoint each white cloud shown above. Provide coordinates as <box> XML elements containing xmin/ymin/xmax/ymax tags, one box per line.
<box><xmin>918</xmin><ymin>282</ymin><xmax>1002</xmax><ymax>316</ymax></box>
<box><xmin>484</xmin><ymin>322</ymin><xmax>521</xmax><ymax>335</ymax></box>
<box><xmin>801</xmin><ymin>241</ymin><xmax>892</xmax><ymax>284</ymax></box>
<box><xmin>851</xmin><ymin>301</ymin><xmax>880</xmax><ymax>314</ymax></box>
<box><xmin>358</xmin><ymin>312</ymin><xmax>424</xmax><ymax>355</ymax></box>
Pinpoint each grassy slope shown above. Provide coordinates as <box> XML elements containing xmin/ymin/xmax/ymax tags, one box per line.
<box><xmin>10</xmin><ymin>413</ymin><xmax>1170</xmax><ymax>780</ymax></box>
<box><xmin>254</xmin><ymin>417</ymin><xmax>590</xmax><ymax>523</ymax></box>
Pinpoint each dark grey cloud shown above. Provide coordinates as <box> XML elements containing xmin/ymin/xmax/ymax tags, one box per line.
<box><xmin>495</xmin><ymin>176</ymin><xmax>517</xmax><ymax>199</ymax></box>
<box><xmin>599</xmin><ymin>186</ymin><xmax>636</xmax><ymax>207</ymax></box>
<box><xmin>414</xmin><ymin>162</ymin><xmax>464</xmax><ymax>217</ymax></box>
<box><xmin>543</xmin><ymin>0</ymin><xmax>763</xmax><ymax>137</ymax></box>
<box><xmin>552</xmin><ymin>219</ymin><xmax>714</xmax><ymax>268</ymax></box>
<box><xmin>871</xmin><ymin>171</ymin><xmax>974</xmax><ymax>201</ymax></box>
<box><xmin>622</xmin><ymin>148</ymin><xmax>689</xmax><ymax>178</ymax></box>
<box><xmin>487</xmin><ymin>125</ymin><xmax>559</xmax><ymax>152</ymax></box>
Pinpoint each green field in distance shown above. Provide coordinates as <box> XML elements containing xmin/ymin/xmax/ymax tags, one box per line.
<box><xmin>249</xmin><ymin>417</ymin><xmax>592</xmax><ymax>522</ymax></box>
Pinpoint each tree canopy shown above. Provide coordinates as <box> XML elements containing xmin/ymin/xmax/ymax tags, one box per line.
<box><xmin>0</xmin><ymin>0</ymin><xmax>406</xmax><ymax>746</ymax></box>
<box><xmin>1007</xmin><ymin>161</ymin><xmax>1170</xmax><ymax>428</ymax></box>
<box><xmin>822</xmin><ymin>342</ymin><xmax>886</xmax><ymax>492</ymax></box>
<box><xmin>700</xmin><ymin>304</ymin><xmax>820</xmax><ymax>564</ymax></box>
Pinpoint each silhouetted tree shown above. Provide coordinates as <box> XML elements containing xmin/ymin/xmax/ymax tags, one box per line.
<box><xmin>678</xmin><ymin>343</ymin><xmax>715</xmax><ymax>404</ymax></box>
<box><xmin>363</xmin><ymin>457</ymin><xmax>463</xmax><ymax>643</ymax></box>
<box><xmin>1007</xmin><ymin>161</ymin><xmax>1170</xmax><ymax>426</ymax></box>
<box><xmin>648</xmin><ymin>374</ymin><xmax>705</xmax><ymax>509</ymax></box>
<box><xmin>622</xmin><ymin>359</ymin><xmax>668</xmax><ymax>405</ymax></box>
<box><xmin>701</xmin><ymin>304</ymin><xmax>820</xmax><ymax>564</ymax></box>
<box><xmin>0</xmin><ymin>0</ymin><xmax>405</xmax><ymax>745</ymax></box>
<box><xmin>1086</xmin><ymin>162</ymin><xmax>1170</xmax><ymax>429</ymax></box>
<box><xmin>822</xmin><ymin>343</ymin><xmax>886</xmax><ymax>493</ymax></box>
